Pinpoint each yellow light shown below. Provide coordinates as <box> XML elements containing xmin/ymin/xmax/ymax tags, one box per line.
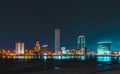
<box><xmin>7</xmin><ymin>56</ymin><xmax>10</xmax><ymax>59</ymax></box>
<box><xmin>3</xmin><ymin>50</ymin><xmax>5</xmax><ymax>53</ymax></box>
<box><xmin>2</xmin><ymin>56</ymin><xmax>5</xmax><ymax>59</ymax></box>
<box><xmin>13</xmin><ymin>56</ymin><xmax>16</xmax><ymax>59</ymax></box>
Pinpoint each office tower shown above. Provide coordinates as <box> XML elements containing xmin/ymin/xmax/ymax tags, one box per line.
<box><xmin>97</xmin><ymin>41</ymin><xmax>111</xmax><ymax>55</ymax></box>
<box><xmin>34</xmin><ymin>41</ymin><xmax>41</xmax><ymax>52</ymax></box>
<box><xmin>77</xmin><ymin>35</ymin><xmax>85</xmax><ymax>49</ymax></box>
<box><xmin>77</xmin><ymin>35</ymin><xmax>86</xmax><ymax>55</ymax></box>
<box><xmin>16</xmin><ymin>42</ymin><xmax>24</xmax><ymax>55</ymax></box>
<box><xmin>55</xmin><ymin>28</ymin><xmax>60</xmax><ymax>54</ymax></box>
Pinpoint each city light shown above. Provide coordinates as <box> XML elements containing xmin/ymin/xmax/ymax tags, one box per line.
<box><xmin>0</xmin><ymin>29</ymin><xmax>119</xmax><ymax>60</ymax></box>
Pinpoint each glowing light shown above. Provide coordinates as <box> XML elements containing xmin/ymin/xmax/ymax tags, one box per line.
<box><xmin>61</xmin><ymin>47</ymin><xmax>66</xmax><ymax>54</ymax></box>
<box><xmin>17</xmin><ymin>56</ymin><xmax>24</xmax><ymax>59</ymax></box>
<box><xmin>13</xmin><ymin>56</ymin><xmax>16</xmax><ymax>59</ymax></box>
<box><xmin>97</xmin><ymin>41</ymin><xmax>112</xmax><ymax>44</ymax></box>
<box><xmin>78</xmin><ymin>56</ymin><xmax>85</xmax><ymax>61</ymax></box>
<box><xmin>42</xmin><ymin>45</ymin><xmax>48</xmax><ymax>47</ymax></box>
<box><xmin>97</xmin><ymin>41</ymin><xmax>111</xmax><ymax>55</ymax></box>
<box><xmin>97</xmin><ymin>56</ymin><xmax>111</xmax><ymax>62</ymax></box>
<box><xmin>54</xmin><ymin>67</ymin><xmax>61</xmax><ymax>70</ymax></box>
<box><xmin>2</xmin><ymin>56</ymin><xmax>5</xmax><ymax>59</ymax></box>
<box><xmin>43</xmin><ymin>53</ymin><xmax>47</xmax><ymax>56</ymax></box>
<box><xmin>43</xmin><ymin>56</ymin><xmax>47</xmax><ymax>60</ymax></box>
<box><xmin>16</xmin><ymin>42</ymin><xmax>24</xmax><ymax>55</ymax></box>
<box><xmin>54</xmin><ymin>56</ymin><xmax>62</xmax><ymax>60</ymax></box>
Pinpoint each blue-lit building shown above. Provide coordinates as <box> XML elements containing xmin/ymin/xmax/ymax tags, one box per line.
<box><xmin>77</xmin><ymin>35</ymin><xmax>86</xmax><ymax>55</ymax></box>
<box><xmin>77</xmin><ymin>35</ymin><xmax>85</xmax><ymax>49</ymax></box>
<box><xmin>97</xmin><ymin>41</ymin><xmax>111</xmax><ymax>55</ymax></box>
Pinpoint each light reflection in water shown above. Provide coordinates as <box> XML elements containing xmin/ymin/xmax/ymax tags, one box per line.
<box><xmin>118</xmin><ymin>57</ymin><xmax>120</xmax><ymax>63</ymax></box>
<box><xmin>2</xmin><ymin>55</ymin><xmax>118</xmax><ymax>63</ymax></box>
<box><xmin>53</xmin><ymin>56</ymin><xmax>73</xmax><ymax>60</ymax></box>
<box><xmin>1</xmin><ymin>55</ymin><xmax>87</xmax><ymax>61</ymax></box>
<box><xmin>97</xmin><ymin>56</ymin><xmax>111</xmax><ymax>62</ymax></box>
<box><xmin>53</xmin><ymin>56</ymin><xmax>85</xmax><ymax>60</ymax></box>
<box><xmin>113</xmin><ymin>56</ymin><xmax>117</xmax><ymax>60</ymax></box>
<box><xmin>78</xmin><ymin>56</ymin><xmax>85</xmax><ymax>61</ymax></box>
<box><xmin>54</xmin><ymin>67</ymin><xmax>62</xmax><ymax>70</ymax></box>
<box><xmin>17</xmin><ymin>56</ymin><xmax>24</xmax><ymax>59</ymax></box>
<box><xmin>54</xmin><ymin>56</ymin><xmax>61</xmax><ymax>60</ymax></box>
<box><xmin>38</xmin><ymin>56</ymin><xmax>40</xmax><ymax>59</ymax></box>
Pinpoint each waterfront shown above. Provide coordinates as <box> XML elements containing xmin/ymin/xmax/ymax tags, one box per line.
<box><xmin>1</xmin><ymin>56</ymin><xmax>120</xmax><ymax>74</ymax></box>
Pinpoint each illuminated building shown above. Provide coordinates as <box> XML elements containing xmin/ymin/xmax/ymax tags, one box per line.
<box><xmin>34</xmin><ymin>41</ymin><xmax>41</xmax><ymax>52</ymax></box>
<box><xmin>61</xmin><ymin>47</ymin><xmax>66</xmax><ymax>54</ymax></box>
<box><xmin>77</xmin><ymin>35</ymin><xmax>86</xmax><ymax>54</ymax></box>
<box><xmin>55</xmin><ymin>28</ymin><xmax>60</xmax><ymax>54</ymax></box>
<box><xmin>16</xmin><ymin>42</ymin><xmax>24</xmax><ymax>55</ymax></box>
<box><xmin>41</xmin><ymin>45</ymin><xmax>50</xmax><ymax>52</ymax></box>
<box><xmin>77</xmin><ymin>35</ymin><xmax>85</xmax><ymax>49</ymax></box>
<box><xmin>97</xmin><ymin>41</ymin><xmax>111</xmax><ymax>55</ymax></box>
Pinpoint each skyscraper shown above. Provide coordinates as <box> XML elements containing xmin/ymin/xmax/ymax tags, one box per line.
<box><xmin>77</xmin><ymin>35</ymin><xmax>85</xmax><ymax>49</ymax></box>
<box><xmin>16</xmin><ymin>42</ymin><xmax>24</xmax><ymax>55</ymax></box>
<box><xmin>77</xmin><ymin>35</ymin><xmax>86</xmax><ymax>55</ymax></box>
<box><xmin>55</xmin><ymin>28</ymin><xmax>60</xmax><ymax>54</ymax></box>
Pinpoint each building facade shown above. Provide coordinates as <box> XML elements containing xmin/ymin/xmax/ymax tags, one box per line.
<box><xmin>16</xmin><ymin>42</ymin><xmax>24</xmax><ymax>55</ymax></box>
<box><xmin>97</xmin><ymin>41</ymin><xmax>111</xmax><ymax>55</ymax></box>
<box><xmin>77</xmin><ymin>35</ymin><xmax>86</xmax><ymax>55</ymax></box>
<box><xmin>55</xmin><ymin>28</ymin><xmax>60</xmax><ymax>54</ymax></box>
<box><xmin>34</xmin><ymin>41</ymin><xmax>41</xmax><ymax>52</ymax></box>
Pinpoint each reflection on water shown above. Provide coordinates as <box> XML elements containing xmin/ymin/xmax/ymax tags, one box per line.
<box><xmin>118</xmin><ymin>57</ymin><xmax>120</xmax><ymax>63</ymax></box>
<box><xmin>97</xmin><ymin>56</ymin><xmax>111</xmax><ymax>62</ymax></box>
<box><xmin>78</xmin><ymin>56</ymin><xmax>85</xmax><ymax>61</ymax></box>
<box><xmin>54</xmin><ymin>56</ymin><xmax>74</xmax><ymax>60</ymax></box>
<box><xmin>2</xmin><ymin>55</ymin><xmax>120</xmax><ymax>63</ymax></box>
<box><xmin>53</xmin><ymin>56</ymin><xmax>85</xmax><ymax>60</ymax></box>
<box><xmin>1</xmin><ymin>55</ymin><xmax>87</xmax><ymax>61</ymax></box>
<box><xmin>54</xmin><ymin>67</ymin><xmax>62</xmax><ymax>70</ymax></box>
<box><xmin>1</xmin><ymin>55</ymin><xmax>120</xmax><ymax>74</ymax></box>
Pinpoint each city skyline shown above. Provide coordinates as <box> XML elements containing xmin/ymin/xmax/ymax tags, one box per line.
<box><xmin>0</xmin><ymin>0</ymin><xmax>119</xmax><ymax>51</ymax></box>
<box><xmin>0</xmin><ymin>31</ymin><xmax>116</xmax><ymax>51</ymax></box>
<box><xmin>0</xmin><ymin>1</ymin><xmax>120</xmax><ymax>74</ymax></box>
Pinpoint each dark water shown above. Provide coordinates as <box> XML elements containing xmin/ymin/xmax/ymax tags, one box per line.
<box><xmin>0</xmin><ymin>56</ymin><xmax>120</xmax><ymax>74</ymax></box>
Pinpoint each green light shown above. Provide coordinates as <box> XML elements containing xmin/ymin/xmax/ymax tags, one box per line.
<box><xmin>54</xmin><ymin>67</ymin><xmax>61</xmax><ymax>70</ymax></box>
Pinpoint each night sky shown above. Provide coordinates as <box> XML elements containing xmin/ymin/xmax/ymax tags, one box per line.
<box><xmin>0</xmin><ymin>0</ymin><xmax>119</xmax><ymax>51</ymax></box>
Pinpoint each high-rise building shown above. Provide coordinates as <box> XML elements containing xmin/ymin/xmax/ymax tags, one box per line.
<box><xmin>77</xmin><ymin>35</ymin><xmax>86</xmax><ymax>54</ymax></box>
<box><xmin>77</xmin><ymin>35</ymin><xmax>85</xmax><ymax>49</ymax></box>
<box><xmin>97</xmin><ymin>41</ymin><xmax>111</xmax><ymax>55</ymax></box>
<box><xmin>16</xmin><ymin>42</ymin><xmax>24</xmax><ymax>55</ymax></box>
<box><xmin>34</xmin><ymin>41</ymin><xmax>41</xmax><ymax>52</ymax></box>
<box><xmin>55</xmin><ymin>28</ymin><xmax>60</xmax><ymax>54</ymax></box>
